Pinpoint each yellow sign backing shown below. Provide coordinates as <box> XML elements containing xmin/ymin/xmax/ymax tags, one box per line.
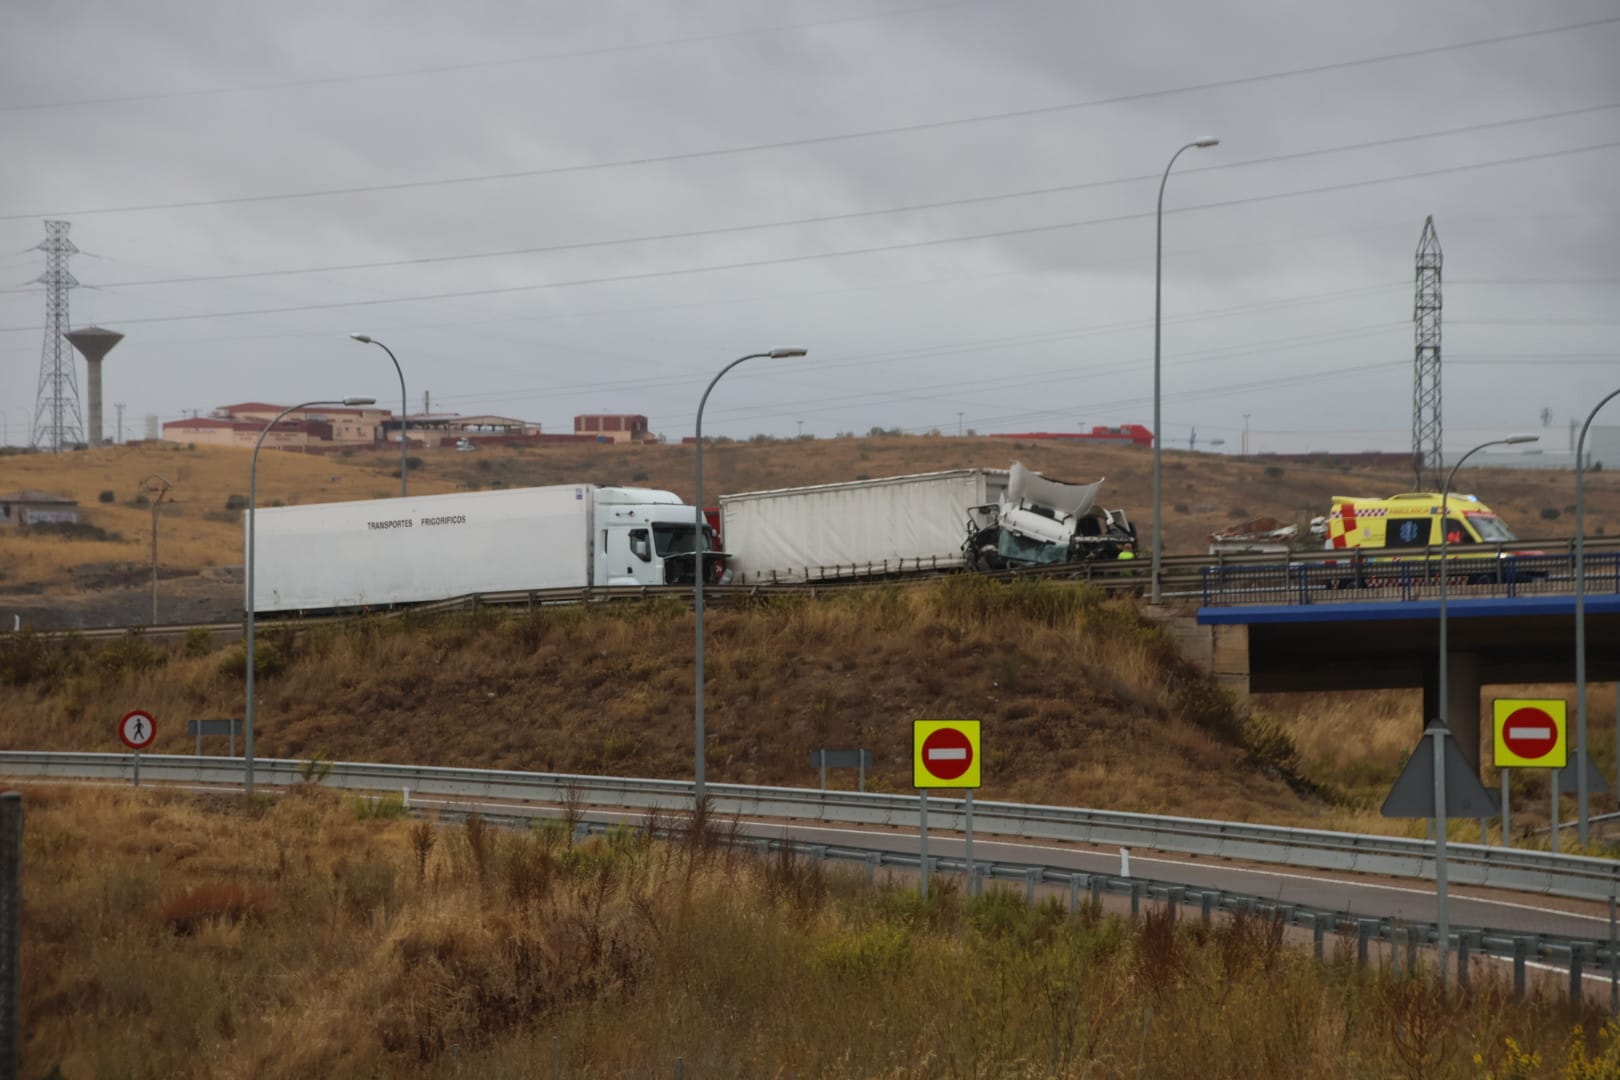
<box><xmin>1492</xmin><ymin>698</ymin><xmax>1567</xmax><ymax>768</ymax></box>
<box><xmin>912</xmin><ymin>720</ymin><xmax>981</xmax><ymax>789</ymax></box>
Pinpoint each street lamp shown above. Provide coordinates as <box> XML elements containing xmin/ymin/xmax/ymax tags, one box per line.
<box><xmin>1575</xmin><ymin>389</ymin><xmax>1620</xmax><ymax>843</ymax></box>
<box><xmin>1151</xmin><ymin>136</ymin><xmax>1219</xmax><ymax>604</ymax></box>
<box><xmin>1434</xmin><ymin>433</ymin><xmax>1535</xmax><ymax>978</ymax></box>
<box><xmin>245</xmin><ymin>397</ymin><xmax>375</xmax><ymax>798</ymax></box>
<box><xmin>694</xmin><ymin>348</ymin><xmax>806</xmax><ymax>805</ymax></box>
<box><xmin>349</xmin><ymin>335</ymin><xmax>409</xmax><ymax>496</ymax></box>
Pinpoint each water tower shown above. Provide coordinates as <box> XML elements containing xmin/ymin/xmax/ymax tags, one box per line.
<box><xmin>64</xmin><ymin>326</ymin><xmax>124</xmax><ymax>447</ymax></box>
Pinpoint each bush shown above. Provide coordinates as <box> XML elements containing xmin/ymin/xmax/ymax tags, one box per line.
<box><xmin>631</xmin><ymin>470</ymin><xmax>649</xmax><ymax>482</ymax></box>
<box><xmin>1264</xmin><ymin>465</ymin><xmax>1285</xmax><ymax>480</ymax></box>
<box><xmin>24</xmin><ymin>521</ymin><xmax>123</xmax><ymax>542</ymax></box>
<box><xmin>1540</xmin><ymin>507</ymin><xmax>1561</xmax><ymax>521</ymax></box>
<box><xmin>98</xmin><ymin>490</ymin><xmax>115</xmax><ymax>503</ymax></box>
<box><xmin>224</xmin><ymin>494</ymin><xmax>248</xmax><ymax>511</ymax></box>
<box><xmin>182</xmin><ymin>627</ymin><xmax>214</xmax><ymax>657</ymax></box>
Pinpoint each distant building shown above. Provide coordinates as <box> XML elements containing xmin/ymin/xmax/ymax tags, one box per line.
<box><xmin>992</xmin><ymin>424</ymin><xmax>1155</xmax><ymax>448</ymax></box>
<box><xmin>0</xmin><ymin>490</ymin><xmax>79</xmax><ymax>528</ymax></box>
<box><xmin>383</xmin><ymin>413</ymin><xmax>540</xmax><ymax>446</ymax></box>
<box><xmin>575</xmin><ymin>414</ymin><xmax>651</xmax><ymax>443</ymax></box>
<box><xmin>162</xmin><ymin>402</ymin><xmax>394</xmax><ymax>450</ymax></box>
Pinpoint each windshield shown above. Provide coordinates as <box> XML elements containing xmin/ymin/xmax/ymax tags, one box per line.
<box><xmin>652</xmin><ymin>523</ymin><xmax>711</xmax><ymax>556</ymax></box>
<box><xmin>1465</xmin><ymin>513</ymin><xmax>1517</xmax><ymax>542</ymax></box>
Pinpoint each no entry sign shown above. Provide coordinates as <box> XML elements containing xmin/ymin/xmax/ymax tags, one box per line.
<box><xmin>913</xmin><ymin>720</ymin><xmax>981</xmax><ymax>789</ymax></box>
<box><xmin>1492</xmin><ymin>698</ymin><xmax>1566</xmax><ymax>768</ymax></box>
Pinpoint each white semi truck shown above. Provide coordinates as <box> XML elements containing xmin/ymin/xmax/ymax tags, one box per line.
<box><xmin>717</xmin><ymin>462</ymin><xmax>1136</xmax><ymax>585</ymax></box>
<box><xmin>248</xmin><ymin>484</ymin><xmax>710</xmax><ymax>614</ymax></box>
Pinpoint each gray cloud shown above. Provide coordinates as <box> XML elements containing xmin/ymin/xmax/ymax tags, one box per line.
<box><xmin>1</xmin><ymin>0</ymin><xmax>1617</xmax><ymax>454</ymax></box>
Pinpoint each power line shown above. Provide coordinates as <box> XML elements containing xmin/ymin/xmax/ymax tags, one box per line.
<box><xmin>0</xmin><ymin>0</ymin><xmax>992</xmax><ymax>113</ymax></box>
<box><xmin>6</xmin><ymin>137</ymin><xmax>1614</xmax><ymax>335</ymax></box>
<box><xmin>6</xmin><ymin>102</ymin><xmax>1612</xmax><ymax>295</ymax></box>
<box><xmin>6</xmin><ymin>14</ymin><xmax>1617</xmax><ymax>221</ymax></box>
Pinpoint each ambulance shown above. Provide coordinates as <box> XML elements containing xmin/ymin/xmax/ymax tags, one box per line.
<box><xmin>1316</xmin><ymin>492</ymin><xmax>1520</xmax><ymax>551</ymax></box>
<box><xmin>1309</xmin><ymin>491</ymin><xmax>1539</xmax><ymax>587</ymax></box>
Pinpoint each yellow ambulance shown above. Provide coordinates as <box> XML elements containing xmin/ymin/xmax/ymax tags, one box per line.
<box><xmin>1316</xmin><ymin>492</ymin><xmax>1519</xmax><ymax>551</ymax></box>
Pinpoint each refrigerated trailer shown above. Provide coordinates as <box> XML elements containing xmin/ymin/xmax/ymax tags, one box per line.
<box><xmin>248</xmin><ymin>484</ymin><xmax>709</xmax><ymax>613</ymax></box>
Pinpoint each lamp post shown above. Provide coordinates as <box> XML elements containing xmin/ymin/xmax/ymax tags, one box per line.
<box><xmin>1151</xmin><ymin>136</ymin><xmax>1219</xmax><ymax>604</ymax></box>
<box><xmin>1438</xmin><ymin>435</ymin><xmax>1538</xmax><ymax>735</ymax></box>
<box><xmin>349</xmin><ymin>335</ymin><xmax>408</xmax><ymax>496</ymax></box>
<box><xmin>138</xmin><ymin>475</ymin><xmax>172</xmax><ymax>625</ymax></box>
<box><xmin>245</xmin><ymin>397</ymin><xmax>375</xmax><ymax>798</ymax></box>
<box><xmin>1575</xmin><ymin>389</ymin><xmax>1620</xmax><ymax>843</ymax></box>
<box><xmin>1435</xmin><ymin>432</ymin><xmax>1536</xmax><ymax>982</ymax></box>
<box><xmin>694</xmin><ymin>348</ymin><xmax>806</xmax><ymax>805</ymax></box>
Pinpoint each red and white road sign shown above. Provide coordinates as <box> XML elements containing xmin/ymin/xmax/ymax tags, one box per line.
<box><xmin>1501</xmin><ymin>708</ymin><xmax>1558</xmax><ymax>760</ymax></box>
<box><xmin>921</xmin><ymin>728</ymin><xmax>973</xmax><ymax>780</ymax></box>
<box><xmin>1492</xmin><ymin>698</ymin><xmax>1566</xmax><ymax>768</ymax></box>
<box><xmin>913</xmin><ymin>720</ymin><xmax>981</xmax><ymax>788</ymax></box>
<box><xmin>119</xmin><ymin>710</ymin><xmax>157</xmax><ymax>751</ymax></box>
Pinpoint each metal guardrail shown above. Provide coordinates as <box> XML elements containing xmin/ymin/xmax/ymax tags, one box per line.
<box><xmin>659</xmin><ymin>829</ymin><xmax>1617</xmax><ymax>1001</ymax></box>
<box><xmin>1201</xmin><ymin>550</ymin><xmax>1620</xmax><ymax>607</ymax></box>
<box><xmin>14</xmin><ymin>535</ymin><xmax>1620</xmax><ymax>640</ymax></box>
<box><xmin>3</xmin><ymin>751</ymin><xmax>1618</xmax><ymax>905</ymax></box>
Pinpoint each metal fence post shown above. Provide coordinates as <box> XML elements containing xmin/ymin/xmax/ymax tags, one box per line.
<box><xmin>1130</xmin><ymin>881</ymin><xmax>1142</xmax><ymax>919</ymax></box>
<box><xmin>1457</xmin><ymin>933</ymin><xmax>1471</xmax><ymax>989</ymax></box>
<box><xmin>1513</xmin><ymin>938</ymin><xmax>1528</xmax><ymax>1000</ymax></box>
<box><xmin>1357</xmin><ymin>921</ymin><xmax>1372</xmax><ymax>968</ymax></box>
<box><xmin>1200</xmin><ymin>891</ymin><xmax>1213</xmax><ymax>925</ymax></box>
<box><xmin>0</xmin><ymin>792</ymin><xmax>20</xmax><ymax>1080</ymax></box>
<box><xmin>1313</xmin><ymin>914</ymin><xmax>1326</xmax><ymax>961</ymax></box>
<box><xmin>1571</xmin><ymin>945</ymin><xmax>1585</xmax><ymax>1005</ymax></box>
<box><xmin>1026</xmin><ymin>869</ymin><xmax>1040</xmax><ymax>906</ymax></box>
<box><xmin>1069</xmin><ymin>876</ymin><xmax>1081</xmax><ymax>919</ymax></box>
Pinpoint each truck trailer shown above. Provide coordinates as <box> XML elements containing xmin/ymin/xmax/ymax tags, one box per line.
<box><xmin>718</xmin><ymin>462</ymin><xmax>1135</xmax><ymax>585</ymax></box>
<box><xmin>248</xmin><ymin>484</ymin><xmax>709</xmax><ymax>614</ymax></box>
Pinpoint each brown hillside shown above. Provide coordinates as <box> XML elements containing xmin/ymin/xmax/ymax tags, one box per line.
<box><xmin>0</xmin><ymin>579</ymin><xmax>1327</xmax><ymax>824</ymax></box>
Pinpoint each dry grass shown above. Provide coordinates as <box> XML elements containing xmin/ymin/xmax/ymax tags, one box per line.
<box><xmin>5</xmin><ymin>435</ymin><xmax>1617</xmax><ymax>594</ymax></box>
<box><xmin>16</xmin><ymin>783</ymin><xmax>1620</xmax><ymax>1078</ymax></box>
<box><xmin>0</xmin><ymin>442</ymin><xmax>462</xmax><ymax>589</ymax></box>
<box><xmin>1257</xmin><ymin>684</ymin><xmax>1620</xmax><ymax>837</ymax></box>
<box><xmin>0</xmin><ymin>578</ymin><xmax>1327</xmax><ymax>822</ymax></box>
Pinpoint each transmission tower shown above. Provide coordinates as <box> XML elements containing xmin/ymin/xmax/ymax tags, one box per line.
<box><xmin>30</xmin><ymin>220</ymin><xmax>83</xmax><ymax>452</ymax></box>
<box><xmin>1412</xmin><ymin>216</ymin><xmax>1442</xmax><ymax>490</ymax></box>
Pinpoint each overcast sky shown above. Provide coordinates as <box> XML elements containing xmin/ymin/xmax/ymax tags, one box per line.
<box><xmin>1</xmin><ymin>0</ymin><xmax>1617</xmax><ymax>454</ymax></box>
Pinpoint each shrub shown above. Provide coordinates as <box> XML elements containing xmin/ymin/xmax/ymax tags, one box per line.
<box><xmin>25</xmin><ymin>522</ymin><xmax>123</xmax><ymax>542</ymax></box>
<box><xmin>1540</xmin><ymin>507</ymin><xmax>1561</xmax><ymax>521</ymax></box>
<box><xmin>352</xmin><ymin>793</ymin><xmax>407</xmax><ymax>820</ymax></box>
<box><xmin>1173</xmin><ymin>503</ymin><xmax>1190</xmax><ymax>514</ymax></box>
<box><xmin>631</xmin><ymin>470</ymin><xmax>649</xmax><ymax>482</ymax></box>
<box><xmin>298</xmin><ymin>751</ymin><xmax>334</xmax><ymax>784</ymax></box>
<box><xmin>160</xmin><ymin>882</ymin><xmax>267</xmax><ymax>935</ymax></box>
<box><xmin>224</xmin><ymin>494</ymin><xmax>248</xmax><ymax>511</ymax></box>
<box><xmin>182</xmin><ymin>628</ymin><xmax>214</xmax><ymax>658</ymax></box>
<box><xmin>1264</xmin><ymin>465</ymin><xmax>1285</xmax><ymax>479</ymax></box>
<box><xmin>98</xmin><ymin>490</ymin><xmax>115</xmax><ymax>503</ymax></box>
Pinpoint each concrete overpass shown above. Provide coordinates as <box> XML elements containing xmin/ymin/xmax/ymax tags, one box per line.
<box><xmin>1174</xmin><ymin>594</ymin><xmax>1620</xmax><ymax>772</ymax></box>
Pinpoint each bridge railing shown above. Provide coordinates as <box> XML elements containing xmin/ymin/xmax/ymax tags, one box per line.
<box><xmin>1200</xmin><ymin>551</ymin><xmax>1620</xmax><ymax>607</ymax></box>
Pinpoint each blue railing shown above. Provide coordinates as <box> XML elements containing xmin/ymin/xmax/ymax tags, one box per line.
<box><xmin>1200</xmin><ymin>551</ymin><xmax>1620</xmax><ymax>607</ymax></box>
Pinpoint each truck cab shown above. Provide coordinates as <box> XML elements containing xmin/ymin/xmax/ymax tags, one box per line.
<box><xmin>592</xmin><ymin>487</ymin><xmax>717</xmax><ymax>586</ymax></box>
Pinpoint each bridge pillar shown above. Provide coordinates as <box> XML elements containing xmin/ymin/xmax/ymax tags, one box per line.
<box><xmin>1423</xmin><ymin>651</ymin><xmax>1482</xmax><ymax>774</ymax></box>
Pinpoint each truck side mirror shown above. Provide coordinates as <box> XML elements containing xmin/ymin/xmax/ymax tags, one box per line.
<box><xmin>629</xmin><ymin>529</ymin><xmax>652</xmax><ymax>562</ymax></box>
